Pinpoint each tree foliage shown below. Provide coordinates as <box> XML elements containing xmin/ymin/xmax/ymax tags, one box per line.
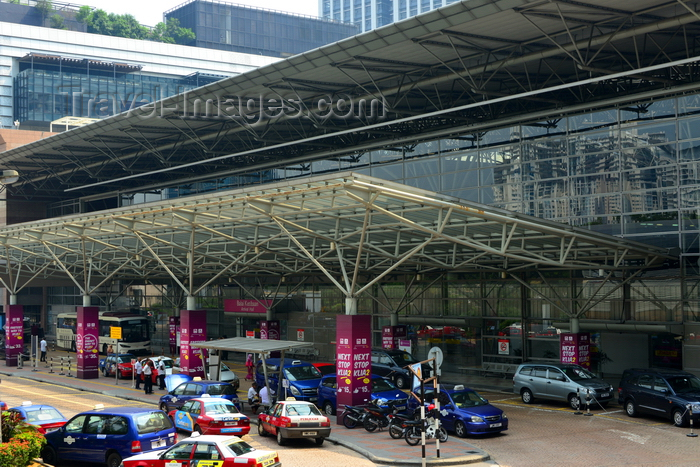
<box><xmin>75</xmin><ymin>8</ymin><xmax>195</xmax><ymax>44</ymax></box>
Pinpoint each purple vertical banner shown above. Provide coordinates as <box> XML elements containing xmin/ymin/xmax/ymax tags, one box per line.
<box><xmin>180</xmin><ymin>310</ymin><xmax>207</xmax><ymax>378</ymax></box>
<box><xmin>169</xmin><ymin>316</ymin><xmax>180</xmax><ymax>356</ymax></box>
<box><xmin>336</xmin><ymin>315</ymin><xmax>371</xmax><ymax>424</ymax></box>
<box><xmin>382</xmin><ymin>325</ymin><xmax>407</xmax><ymax>349</ymax></box>
<box><xmin>560</xmin><ymin>332</ymin><xmax>591</xmax><ymax>368</ymax></box>
<box><xmin>261</xmin><ymin>320</ymin><xmax>281</xmax><ymax>357</ymax></box>
<box><xmin>5</xmin><ymin>305</ymin><xmax>24</xmax><ymax>366</ymax></box>
<box><xmin>76</xmin><ymin>306</ymin><xmax>100</xmax><ymax>379</ymax></box>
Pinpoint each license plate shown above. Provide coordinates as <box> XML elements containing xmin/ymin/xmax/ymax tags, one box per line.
<box><xmin>309</xmin><ymin>397</ymin><xmax>317</xmax><ymax>402</ymax></box>
<box><xmin>397</xmin><ymin>406</ymin><xmax>406</xmax><ymax>410</ymax></box>
<box><xmin>262</xmin><ymin>458</ymin><xmax>275</xmax><ymax>467</ymax></box>
<box><xmin>601</xmin><ymin>392</ymin><xmax>610</xmax><ymax>398</ymax></box>
<box><xmin>489</xmin><ymin>423</ymin><xmax>502</xmax><ymax>428</ymax></box>
<box><xmin>225</xmin><ymin>422</ymin><xmax>237</xmax><ymax>426</ymax></box>
<box><xmin>153</xmin><ymin>439</ymin><xmax>167</xmax><ymax>448</ymax></box>
<box><xmin>302</xmin><ymin>431</ymin><xmax>317</xmax><ymax>436</ymax></box>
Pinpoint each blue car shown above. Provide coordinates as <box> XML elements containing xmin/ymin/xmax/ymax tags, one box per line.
<box><xmin>158</xmin><ymin>374</ymin><xmax>239</xmax><ymax>413</ymax></box>
<box><xmin>8</xmin><ymin>402</ymin><xmax>67</xmax><ymax>434</ymax></box>
<box><xmin>317</xmin><ymin>373</ymin><xmax>409</xmax><ymax>415</ymax></box>
<box><xmin>255</xmin><ymin>358</ymin><xmax>323</xmax><ymax>403</ymax></box>
<box><xmin>41</xmin><ymin>406</ymin><xmax>176</xmax><ymax>467</ymax></box>
<box><xmin>408</xmin><ymin>384</ymin><xmax>508</xmax><ymax>437</ymax></box>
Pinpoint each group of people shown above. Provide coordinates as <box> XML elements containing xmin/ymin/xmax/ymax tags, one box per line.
<box><xmin>247</xmin><ymin>381</ymin><xmax>270</xmax><ymax>414</ymax></box>
<box><xmin>133</xmin><ymin>357</ymin><xmax>167</xmax><ymax>394</ymax></box>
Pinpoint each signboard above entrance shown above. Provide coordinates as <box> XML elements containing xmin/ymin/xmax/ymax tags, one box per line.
<box><xmin>224</xmin><ymin>299</ymin><xmax>272</xmax><ymax>313</ymax></box>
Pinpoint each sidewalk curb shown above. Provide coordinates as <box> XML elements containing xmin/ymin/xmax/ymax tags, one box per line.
<box><xmin>326</xmin><ymin>435</ymin><xmax>491</xmax><ymax>466</ymax></box>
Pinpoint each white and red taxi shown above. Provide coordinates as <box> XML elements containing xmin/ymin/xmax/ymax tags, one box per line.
<box><xmin>257</xmin><ymin>399</ymin><xmax>331</xmax><ymax>446</ymax></box>
<box><xmin>168</xmin><ymin>396</ymin><xmax>250</xmax><ymax>436</ymax></box>
<box><xmin>121</xmin><ymin>433</ymin><xmax>280</xmax><ymax>467</ymax></box>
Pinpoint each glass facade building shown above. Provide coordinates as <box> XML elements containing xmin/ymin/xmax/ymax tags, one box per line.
<box><xmin>322</xmin><ymin>0</ymin><xmax>462</xmax><ymax>32</ymax></box>
<box><xmin>165</xmin><ymin>0</ymin><xmax>358</xmax><ymax>57</ymax></box>
<box><xmin>13</xmin><ymin>54</ymin><xmax>226</xmax><ymax>128</ymax></box>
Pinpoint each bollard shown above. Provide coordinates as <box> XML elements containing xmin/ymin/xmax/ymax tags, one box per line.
<box><xmin>584</xmin><ymin>388</ymin><xmax>593</xmax><ymax>416</ymax></box>
<box><xmin>573</xmin><ymin>387</ymin><xmax>582</xmax><ymax>415</ymax></box>
<box><xmin>66</xmin><ymin>356</ymin><xmax>73</xmax><ymax>377</ymax></box>
<box><xmin>48</xmin><ymin>358</ymin><xmax>54</xmax><ymax>374</ymax></box>
<box><xmin>688</xmin><ymin>404</ymin><xmax>698</xmax><ymax>438</ymax></box>
<box><xmin>17</xmin><ymin>352</ymin><xmax>24</xmax><ymax>370</ymax></box>
<box><xmin>58</xmin><ymin>357</ymin><xmax>65</xmax><ymax>375</ymax></box>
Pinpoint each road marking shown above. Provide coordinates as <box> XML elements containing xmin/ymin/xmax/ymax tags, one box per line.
<box><xmin>607</xmin><ymin>429</ymin><xmax>650</xmax><ymax>444</ymax></box>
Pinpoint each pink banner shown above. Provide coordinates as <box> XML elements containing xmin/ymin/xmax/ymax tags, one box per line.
<box><xmin>5</xmin><ymin>305</ymin><xmax>24</xmax><ymax>366</ymax></box>
<box><xmin>169</xmin><ymin>316</ymin><xmax>180</xmax><ymax>355</ymax></box>
<box><xmin>224</xmin><ymin>299</ymin><xmax>272</xmax><ymax>313</ymax></box>
<box><xmin>260</xmin><ymin>320</ymin><xmax>280</xmax><ymax>340</ymax></box>
<box><xmin>180</xmin><ymin>310</ymin><xmax>207</xmax><ymax>378</ymax></box>
<box><xmin>76</xmin><ymin>307</ymin><xmax>100</xmax><ymax>379</ymax></box>
<box><xmin>336</xmin><ymin>315</ymin><xmax>372</xmax><ymax>424</ymax></box>
<box><xmin>382</xmin><ymin>325</ymin><xmax>407</xmax><ymax>349</ymax></box>
<box><xmin>560</xmin><ymin>332</ymin><xmax>591</xmax><ymax>368</ymax></box>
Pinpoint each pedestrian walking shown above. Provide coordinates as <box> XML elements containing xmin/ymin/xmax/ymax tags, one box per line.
<box><xmin>143</xmin><ymin>359</ymin><xmax>153</xmax><ymax>394</ymax></box>
<box><xmin>245</xmin><ymin>353</ymin><xmax>254</xmax><ymax>381</ymax></box>
<box><xmin>134</xmin><ymin>357</ymin><xmax>143</xmax><ymax>390</ymax></box>
<box><xmin>40</xmin><ymin>337</ymin><xmax>47</xmax><ymax>362</ymax></box>
<box><xmin>158</xmin><ymin>358</ymin><xmax>166</xmax><ymax>390</ymax></box>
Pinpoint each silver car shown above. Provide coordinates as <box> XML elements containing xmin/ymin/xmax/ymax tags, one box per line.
<box><xmin>513</xmin><ymin>363</ymin><xmax>614</xmax><ymax>410</ymax></box>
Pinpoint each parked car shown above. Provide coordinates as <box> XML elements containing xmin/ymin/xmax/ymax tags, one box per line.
<box><xmin>99</xmin><ymin>353</ymin><xmax>136</xmax><ymax>378</ymax></box>
<box><xmin>255</xmin><ymin>358</ymin><xmax>323</xmax><ymax>402</ymax></box>
<box><xmin>159</xmin><ymin>375</ymin><xmax>240</xmax><ymax>413</ymax></box>
<box><xmin>257</xmin><ymin>400</ymin><xmax>331</xmax><ymax>446</ymax></box>
<box><xmin>513</xmin><ymin>363</ymin><xmax>614</xmax><ymax>410</ymax></box>
<box><xmin>8</xmin><ymin>401</ymin><xmax>67</xmax><ymax>434</ymax></box>
<box><xmin>370</xmin><ymin>348</ymin><xmax>431</xmax><ymax>389</ymax></box>
<box><xmin>148</xmin><ymin>356</ymin><xmax>175</xmax><ymax>375</ymax></box>
<box><xmin>41</xmin><ymin>406</ymin><xmax>176</xmax><ymax>467</ymax></box>
<box><xmin>173</xmin><ymin>357</ymin><xmax>240</xmax><ymax>390</ymax></box>
<box><xmin>0</xmin><ymin>401</ymin><xmax>6</xmax><ymax>411</ymax></box>
<box><xmin>317</xmin><ymin>373</ymin><xmax>408</xmax><ymax>415</ymax></box>
<box><xmin>409</xmin><ymin>384</ymin><xmax>508</xmax><ymax>437</ymax></box>
<box><xmin>618</xmin><ymin>368</ymin><xmax>700</xmax><ymax>426</ymax></box>
<box><xmin>168</xmin><ymin>396</ymin><xmax>250</xmax><ymax>436</ymax></box>
<box><xmin>121</xmin><ymin>434</ymin><xmax>280</xmax><ymax>467</ymax></box>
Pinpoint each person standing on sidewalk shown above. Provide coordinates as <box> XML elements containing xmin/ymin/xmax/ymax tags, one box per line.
<box><xmin>157</xmin><ymin>358</ymin><xmax>167</xmax><ymax>390</ymax></box>
<box><xmin>134</xmin><ymin>357</ymin><xmax>143</xmax><ymax>390</ymax></box>
<box><xmin>143</xmin><ymin>359</ymin><xmax>153</xmax><ymax>394</ymax></box>
<box><xmin>40</xmin><ymin>337</ymin><xmax>47</xmax><ymax>362</ymax></box>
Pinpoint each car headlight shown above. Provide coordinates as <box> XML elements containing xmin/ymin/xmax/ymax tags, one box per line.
<box><xmin>501</xmin><ymin>413</ymin><xmax>507</xmax><ymax>419</ymax></box>
<box><xmin>289</xmin><ymin>386</ymin><xmax>301</xmax><ymax>396</ymax></box>
<box><xmin>692</xmin><ymin>403</ymin><xmax>700</xmax><ymax>413</ymax></box>
<box><xmin>378</xmin><ymin>398</ymin><xmax>388</xmax><ymax>406</ymax></box>
<box><xmin>470</xmin><ymin>416</ymin><xmax>484</xmax><ymax>423</ymax></box>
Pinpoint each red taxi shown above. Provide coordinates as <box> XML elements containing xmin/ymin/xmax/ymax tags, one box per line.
<box><xmin>168</xmin><ymin>397</ymin><xmax>250</xmax><ymax>436</ymax></box>
<box><xmin>257</xmin><ymin>399</ymin><xmax>331</xmax><ymax>446</ymax></box>
<box><xmin>121</xmin><ymin>433</ymin><xmax>280</xmax><ymax>467</ymax></box>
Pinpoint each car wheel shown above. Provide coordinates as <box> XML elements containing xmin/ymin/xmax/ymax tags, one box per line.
<box><xmin>521</xmin><ymin>388</ymin><xmax>534</xmax><ymax>404</ymax></box>
<box><xmin>106</xmin><ymin>452</ymin><xmax>122</xmax><ymax>467</ymax></box>
<box><xmin>194</xmin><ymin>424</ymin><xmax>202</xmax><ymax>434</ymax></box>
<box><xmin>568</xmin><ymin>393</ymin><xmax>581</xmax><ymax>410</ymax></box>
<box><xmin>323</xmin><ymin>401</ymin><xmax>336</xmax><ymax>416</ymax></box>
<box><xmin>41</xmin><ymin>446</ymin><xmax>57</xmax><ymax>465</ymax></box>
<box><xmin>454</xmin><ymin>420</ymin><xmax>467</xmax><ymax>438</ymax></box>
<box><xmin>625</xmin><ymin>399</ymin><xmax>637</xmax><ymax>417</ymax></box>
<box><xmin>673</xmin><ymin>409</ymin><xmax>686</xmax><ymax>427</ymax></box>
<box><xmin>315</xmin><ymin>437</ymin><xmax>325</xmax><ymax>446</ymax></box>
<box><xmin>159</xmin><ymin>402</ymin><xmax>169</xmax><ymax>412</ymax></box>
<box><xmin>103</xmin><ymin>368</ymin><xmax>109</xmax><ymax>377</ymax></box>
<box><xmin>276</xmin><ymin>428</ymin><xmax>286</xmax><ymax>446</ymax></box>
<box><xmin>258</xmin><ymin>420</ymin><xmax>268</xmax><ymax>437</ymax></box>
<box><xmin>394</xmin><ymin>375</ymin><xmax>407</xmax><ymax>389</ymax></box>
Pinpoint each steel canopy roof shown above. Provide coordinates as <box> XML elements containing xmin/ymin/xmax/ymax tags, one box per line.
<box><xmin>2</xmin><ymin>0</ymin><xmax>700</xmax><ymax>203</ymax></box>
<box><xmin>0</xmin><ymin>173</ymin><xmax>673</xmax><ymax>295</ymax></box>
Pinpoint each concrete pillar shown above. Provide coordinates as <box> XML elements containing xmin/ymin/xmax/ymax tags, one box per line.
<box><xmin>345</xmin><ymin>297</ymin><xmax>357</xmax><ymax>315</ymax></box>
<box><xmin>186</xmin><ymin>295</ymin><xmax>197</xmax><ymax>311</ymax></box>
<box><xmin>570</xmin><ymin>317</ymin><xmax>580</xmax><ymax>333</ymax></box>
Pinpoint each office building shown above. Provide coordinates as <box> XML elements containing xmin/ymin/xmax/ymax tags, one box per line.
<box><xmin>321</xmin><ymin>0</ymin><xmax>461</xmax><ymax>32</ymax></box>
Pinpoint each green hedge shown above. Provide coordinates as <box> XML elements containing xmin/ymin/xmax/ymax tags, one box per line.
<box><xmin>0</xmin><ymin>416</ymin><xmax>46</xmax><ymax>467</ymax></box>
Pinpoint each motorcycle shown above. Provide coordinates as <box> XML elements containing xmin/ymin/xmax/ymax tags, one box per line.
<box><xmin>363</xmin><ymin>399</ymin><xmax>399</xmax><ymax>432</ymax></box>
<box><xmin>388</xmin><ymin>412</ymin><xmax>417</xmax><ymax>439</ymax></box>
<box><xmin>405</xmin><ymin>404</ymin><xmax>448</xmax><ymax>445</ymax></box>
<box><xmin>340</xmin><ymin>404</ymin><xmax>367</xmax><ymax>429</ymax></box>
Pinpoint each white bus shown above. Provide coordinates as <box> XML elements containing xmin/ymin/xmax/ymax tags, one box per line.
<box><xmin>55</xmin><ymin>311</ymin><xmax>151</xmax><ymax>355</ymax></box>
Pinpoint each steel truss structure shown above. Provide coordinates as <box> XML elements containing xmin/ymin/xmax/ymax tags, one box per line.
<box><xmin>0</xmin><ymin>174</ymin><xmax>673</xmax><ymax>302</ymax></box>
<box><xmin>2</xmin><ymin>0</ymin><xmax>700</xmax><ymax>204</ymax></box>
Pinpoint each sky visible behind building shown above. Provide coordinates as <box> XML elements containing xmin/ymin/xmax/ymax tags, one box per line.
<box><xmin>83</xmin><ymin>0</ymin><xmax>318</xmax><ymax>27</ymax></box>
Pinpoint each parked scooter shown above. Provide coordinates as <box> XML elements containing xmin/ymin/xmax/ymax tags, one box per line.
<box><xmin>363</xmin><ymin>399</ymin><xmax>399</xmax><ymax>432</ymax></box>
<box><xmin>405</xmin><ymin>404</ymin><xmax>448</xmax><ymax>445</ymax></box>
<box><xmin>340</xmin><ymin>404</ymin><xmax>367</xmax><ymax>429</ymax></box>
<box><xmin>388</xmin><ymin>412</ymin><xmax>418</xmax><ymax>439</ymax></box>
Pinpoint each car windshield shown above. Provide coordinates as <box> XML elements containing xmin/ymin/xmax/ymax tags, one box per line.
<box><xmin>285</xmin><ymin>404</ymin><xmax>322</xmax><ymax>416</ymax></box>
<box><xmin>317</xmin><ymin>365</ymin><xmax>336</xmax><ymax>376</ymax></box>
<box><xmin>561</xmin><ymin>366</ymin><xmax>596</xmax><ymax>381</ymax></box>
<box><xmin>371</xmin><ymin>378</ymin><xmax>397</xmax><ymax>392</ymax></box>
<box><xmin>451</xmin><ymin>390</ymin><xmax>488</xmax><ymax>408</ymax></box>
<box><xmin>117</xmin><ymin>356</ymin><xmax>133</xmax><ymax>363</ymax></box>
<box><xmin>206</xmin><ymin>384</ymin><xmax>235</xmax><ymax>396</ymax></box>
<box><xmin>203</xmin><ymin>401</ymin><xmax>238</xmax><ymax>414</ymax></box>
<box><xmin>224</xmin><ymin>440</ymin><xmax>255</xmax><ymax>456</ymax></box>
<box><xmin>25</xmin><ymin>407</ymin><xmax>64</xmax><ymax>422</ymax></box>
<box><xmin>391</xmin><ymin>352</ymin><xmax>419</xmax><ymax>366</ymax></box>
<box><xmin>666</xmin><ymin>375</ymin><xmax>700</xmax><ymax>393</ymax></box>
<box><xmin>284</xmin><ymin>365</ymin><xmax>322</xmax><ymax>381</ymax></box>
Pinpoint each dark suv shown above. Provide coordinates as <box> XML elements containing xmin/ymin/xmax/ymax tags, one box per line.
<box><xmin>618</xmin><ymin>368</ymin><xmax>700</xmax><ymax>426</ymax></box>
<box><xmin>370</xmin><ymin>348</ymin><xmax>431</xmax><ymax>389</ymax></box>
